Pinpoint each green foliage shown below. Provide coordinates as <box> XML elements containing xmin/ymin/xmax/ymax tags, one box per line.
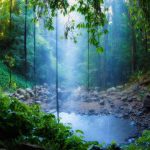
<box><xmin>126</xmin><ymin>0</ymin><xmax>150</xmax><ymax>71</ymax></box>
<box><xmin>127</xmin><ymin>0</ymin><xmax>150</xmax><ymax>44</ymax></box>
<box><xmin>123</xmin><ymin>130</ymin><xmax>150</xmax><ymax>150</ymax></box>
<box><xmin>0</xmin><ymin>92</ymin><xmax>95</xmax><ymax>150</ymax></box>
<box><xmin>96</xmin><ymin>47</ymin><xmax>104</xmax><ymax>54</ymax></box>
<box><xmin>0</xmin><ymin>91</ymin><xmax>150</xmax><ymax>150</ymax></box>
<box><xmin>30</xmin><ymin>0</ymin><xmax>107</xmax><ymax>49</ymax></box>
<box><xmin>0</xmin><ymin>61</ymin><xmax>31</xmax><ymax>91</ymax></box>
<box><xmin>4</xmin><ymin>54</ymin><xmax>15</xmax><ymax>69</ymax></box>
<box><xmin>0</xmin><ymin>0</ymin><xmax>57</xmax><ymax>85</ymax></box>
<box><xmin>129</xmin><ymin>70</ymin><xmax>144</xmax><ymax>82</ymax></box>
<box><xmin>129</xmin><ymin>71</ymin><xmax>150</xmax><ymax>86</ymax></box>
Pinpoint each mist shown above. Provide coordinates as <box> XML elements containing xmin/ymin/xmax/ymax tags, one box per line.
<box><xmin>33</xmin><ymin>0</ymin><xmax>131</xmax><ymax>91</ymax></box>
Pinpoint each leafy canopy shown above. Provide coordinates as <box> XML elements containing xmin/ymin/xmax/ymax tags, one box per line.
<box><xmin>30</xmin><ymin>0</ymin><xmax>107</xmax><ymax>52</ymax></box>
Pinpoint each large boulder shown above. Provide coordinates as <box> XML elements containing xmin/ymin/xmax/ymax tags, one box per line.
<box><xmin>143</xmin><ymin>94</ymin><xmax>150</xmax><ymax>110</ymax></box>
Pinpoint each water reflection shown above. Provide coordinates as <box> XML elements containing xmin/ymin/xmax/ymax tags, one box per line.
<box><xmin>59</xmin><ymin>112</ymin><xmax>137</xmax><ymax>144</ymax></box>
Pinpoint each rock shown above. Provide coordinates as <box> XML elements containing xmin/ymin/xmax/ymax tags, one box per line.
<box><xmin>143</xmin><ymin>94</ymin><xmax>150</xmax><ymax>109</ymax></box>
<box><xmin>26</xmin><ymin>88</ymin><xmax>32</xmax><ymax>92</ymax></box>
<box><xmin>128</xmin><ymin>96</ymin><xmax>137</xmax><ymax>102</ymax></box>
<box><xmin>123</xmin><ymin>112</ymin><xmax>129</xmax><ymax>118</ymax></box>
<box><xmin>35</xmin><ymin>101</ymin><xmax>41</xmax><ymax>104</ymax></box>
<box><xmin>117</xmin><ymin>114</ymin><xmax>123</xmax><ymax>118</ymax></box>
<box><xmin>90</xmin><ymin>97</ymin><xmax>99</xmax><ymax>102</ymax></box>
<box><xmin>88</xmin><ymin>145</ymin><xmax>102</xmax><ymax>150</ymax></box>
<box><xmin>121</xmin><ymin>96</ymin><xmax>128</xmax><ymax>101</ymax></box>
<box><xmin>130</xmin><ymin>83</ymin><xmax>140</xmax><ymax>92</ymax></box>
<box><xmin>127</xmin><ymin>97</ymin><xmax>133</xmax><ymax>102</ymax></box>
<box><xmin>24</xmin><ymin>93</ymin><xmax>30</xmax><ymax>99</ymax></box>
<box><xmin>120</xmin><ymin>106</ymin><xmax>124</xmax><ymax>110</ymax></box>
<box><xmin>106</xmin><ymin>87</ymin><xmax>116</xmax><ymax>93</ymax></box>
<box><xmin>17</xmin><ymin>88</ymin><xmax>26</xmax><ymax>95</ymax></box>
<box><xmin>110</xmin><ymin>104</ymin><xmax>115</xmax><ymax>108</ymax></box>
<box><xmin>102</xmin><ymin>109</ymin><xmax>109</xmax><ymax>114</ymax></box>
<box><xmin>18</xmin><ymin>95</ymin><xmax>25</xmax><ymax>100</ymax></box>
<box><xmin>13</xmin><ymin>93</ymin><xmax>20</xmax><ymax>98</ymax></box>
<box><xmin>136</xmin><ymin>111</ymin><xmax>144</xmax><ymax>116</ymax></box>
<box><xmin>99</xmin><ymin>90</ymin><xmax>106</xmax><ymax>95</ymax></box>
<box><xmin>116</xmin><ymin>85</ymin><xmax>123</xmax><ymax>90</ymax></box>
<box><xmin>26</xmin><ymin>88</ymin><xmax>34</xmax><ymax>97</ymax></box>
<box><xmin>99</xmin><ymin>100</ymin><xmax>105</xmax><ymax>105</ymax></box>
<box><xmin>88</xmin><ymin>109</ymin><xmax>95</xmax><ymax>115</ymax></box>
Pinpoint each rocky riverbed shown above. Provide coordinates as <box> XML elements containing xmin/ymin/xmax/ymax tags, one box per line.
<box><xmin>10</xmin><ymin>83</ymin><xmax>150</xmax><ymax>133</ymax></box>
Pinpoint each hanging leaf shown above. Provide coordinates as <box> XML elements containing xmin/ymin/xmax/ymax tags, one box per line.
<box><xmin>96</xmin><ymin>47</ymin><xmax>104</xmax><ymax>54</ymax></box>
<box><xmin>104</xmin><ymin>29</ymin><xmax>108</xmax><ymax>34</ymax></box>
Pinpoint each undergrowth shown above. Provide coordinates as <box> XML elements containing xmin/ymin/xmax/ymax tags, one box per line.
<box><xmin>0</xmin><ymin>91</ymin><xmax>98</xmax><ymax>150</ymax></box>
<box><xmin>129</xmin><ymin>70</ymin><xmax>150</xmax><ymax>83</ymax></box>
<box><xmin>0</xmin><ymin>91</ymin><xmax>149</xmax><ymax>150</ymax></box>
<box><xmin>0</xmin><ymin>61</ymin><xmax>32</xmax><ymax>91</ymax></box>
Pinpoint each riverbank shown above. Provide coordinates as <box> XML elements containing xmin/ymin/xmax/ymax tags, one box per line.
<box><xmin>10</xmin><ymin>82</ymin><xmax>150</xmax><ymax>134</ymax></box>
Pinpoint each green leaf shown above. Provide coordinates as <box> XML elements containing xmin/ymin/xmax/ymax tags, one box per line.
<box><xmin>96</xmin><ymin>47</ymin><xmax>104</xmax><ymax>53</ymax></box>
<box><xmin>75</xmin><ymin>129</ymin><xmax>84</xmax><ymax>134</ymax></box>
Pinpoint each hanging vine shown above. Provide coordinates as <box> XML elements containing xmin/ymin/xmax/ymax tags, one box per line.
<box><xmin>29</xmin><ymin>0</ymin><xmax>108</xmax><ymax>52</ymax></box>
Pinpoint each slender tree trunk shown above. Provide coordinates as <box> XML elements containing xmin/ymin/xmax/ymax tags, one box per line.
<box><xmin>131</xmin><ymin>24</ymin><xmax>137</xmax><ymax>73</ymax></box>
<box><xmin>9</xmin><ymin>0</ymin><xmax>12</xmax><ymax>88</ymax></box>
<box><xmin>144</xmin><ymin>28</ymin><xmax>148</xmax><ymax>52</ymax></box>
<box><xmin>103</xmin><ymin>31</ymin><xmax>108</xmax><ymax>89</ymax></box>
<box><xmin>33</xmin><ymin>6</ymin><xmax>36</xmax><ymax>99</ymax></box>
<box><xmin>24</xmin><ymin>0</ymin><xmax>27</xmax><ymax>87</ymax></box>
<box><xmin>127</xmin><ymin>2</ymin><xmax>137</xmax><ymax>73</ymax></box>
<box><xmin>103</xmin><ymin>12</ymin><xmax>110</xmax><ymax>89</ymax></box>
<box><xmin>9</xmin><ymin>69</ymin><xmax>12</xmax><ymax>87</ymax></box>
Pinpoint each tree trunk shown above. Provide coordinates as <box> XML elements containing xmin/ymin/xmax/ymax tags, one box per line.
<box><xmin>131</xmin><ymin>25</ymin><xmax>137</xmax><ymax>73</ymax></box>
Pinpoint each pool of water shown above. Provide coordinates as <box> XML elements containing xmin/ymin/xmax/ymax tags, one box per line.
<box><xmin>59</xmin><ymin>112</ymin><xmax>138</xmax><ymax>144</ymax></box>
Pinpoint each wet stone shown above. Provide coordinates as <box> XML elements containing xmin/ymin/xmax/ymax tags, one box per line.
<box><xmin>127</xmin><ymin>97</ymin><xmax>133</xmax><ymax>102</ymax></box>
<box><xmin>143</xmin><ymin>94</ymin><xmax>150</xmax><ymax>110</ymax></box>
<box><xmin>121</xmin><ymin>96</ymin><xmax>128</xmax><ymax>101</ymax></box>
<box><xmin>136</xmin><ymin>111</ymin><xmax>144</xmax><ymax>116</ymax></box>
<box><xmin>17</xmin><ymin>88</ymin><xmax>26</xmax><ymax>95</ymax></box>
<box><xmin>88</xmin><ymin>109</ymin><xmax>95</xmax><ymax>115</ymax></box>
<box><xmin>110</xmin><ymin>104</ymin><xmax>115</xmax><ymax>108</ymax></box>
<box><xmin>35</xmin><ymin>101</ymin><xmax>42</xmax><ymax>104</ymax></box>
<box><xmin>99</xmin><ymin>100</ymin><xmax>105</xmax><ymax>105</ymax></box>
<box><xmin>88</xmin><ymin>145</ymin><xmax>101</xmax><ymax>150</ymax></box>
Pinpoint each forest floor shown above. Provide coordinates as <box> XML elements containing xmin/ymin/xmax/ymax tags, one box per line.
<box><xmin>10</xmin><ymin>81</ymin><xmax>150</xmax><ymax>134</ymax></box>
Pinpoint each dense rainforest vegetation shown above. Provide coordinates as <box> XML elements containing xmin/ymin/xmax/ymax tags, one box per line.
<box><xmin>0</xmin><ymin>0</ymin><xmax>150</xmax><ymax>150</ymax></box>
<box><xmin>0</xmin><ymin>0</ymin><xmax>150</xmax><ymax>90</ymax></box>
